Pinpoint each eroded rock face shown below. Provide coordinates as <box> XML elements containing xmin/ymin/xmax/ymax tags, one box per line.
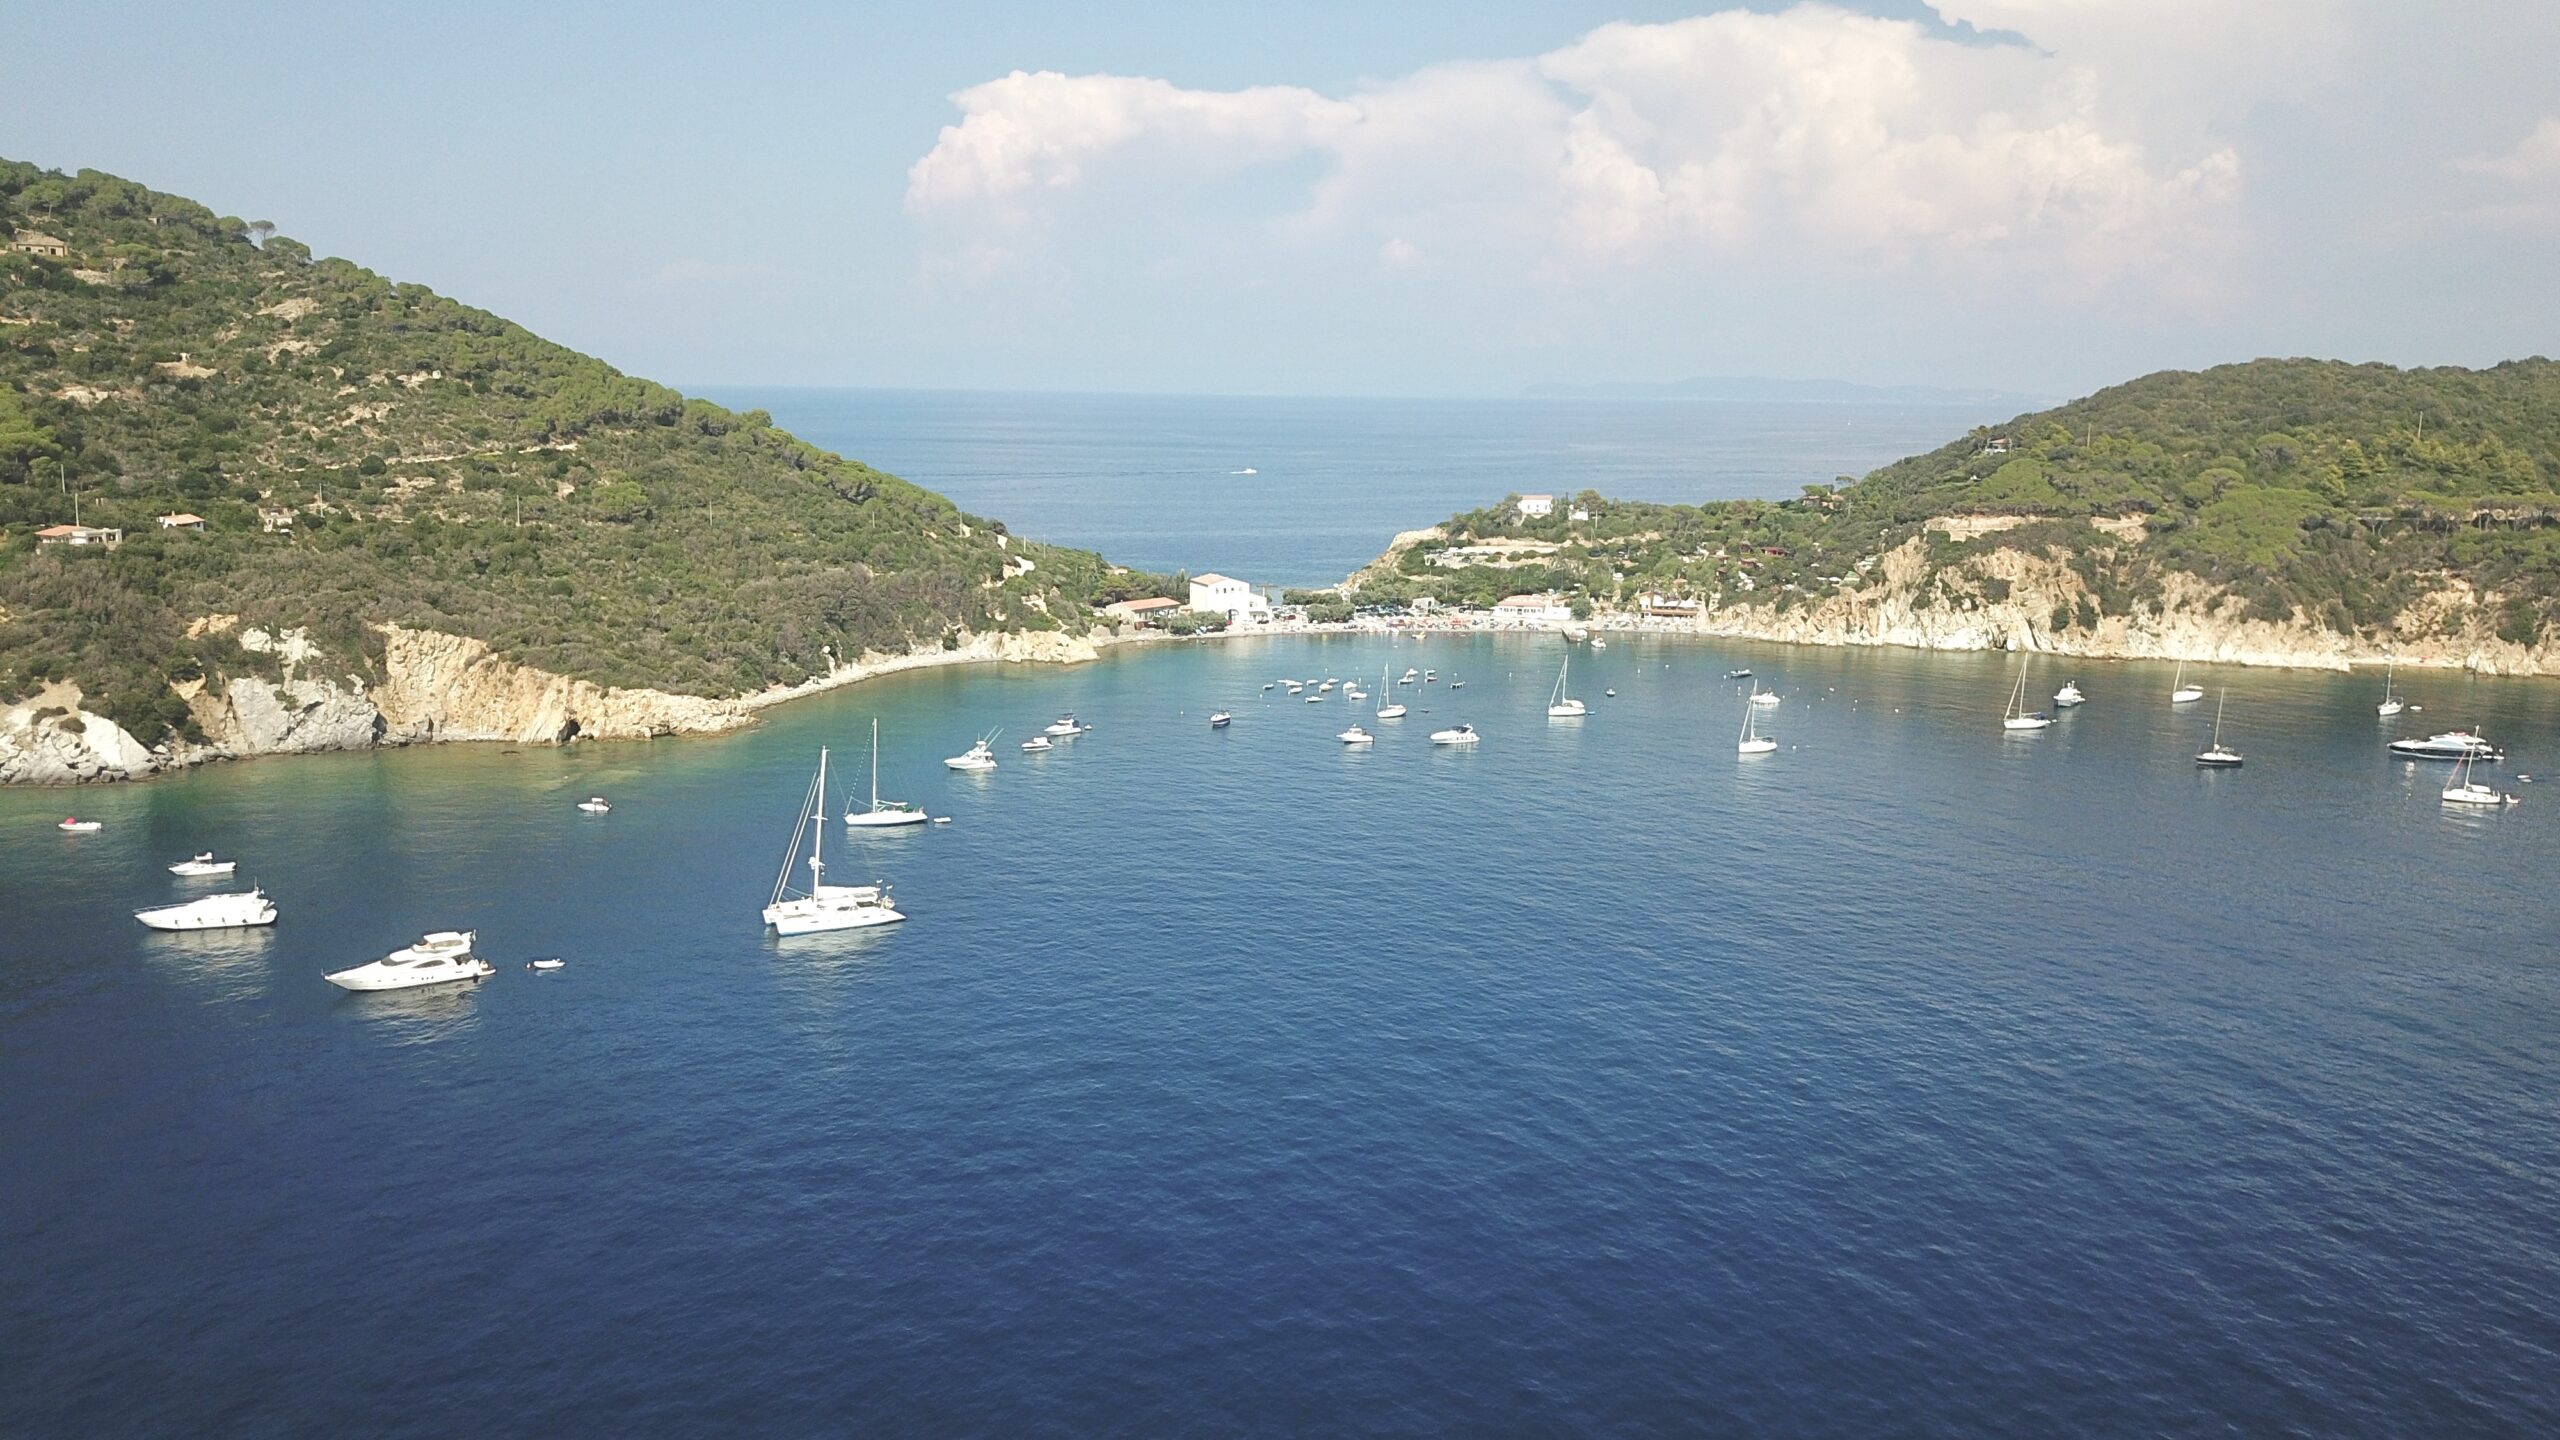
<box><xmin>0</xmin><ymin>699</ymin><xmax>157</xmax><ymax>785</ymax></box>
<box><xmin>369</xmin><ymin>626</ymin><xmax>753</xmax><ymax>744</ymax></box>
<box><xmin>202</xmin><ymin>675</ymin><xmax>385</xmax><ymax>755</ymax></box>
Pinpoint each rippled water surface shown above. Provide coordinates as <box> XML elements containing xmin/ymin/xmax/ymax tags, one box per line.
<box><xmin>7</xmin><ymin>638</ymin><xmax>2560</xmax><ymax>1436</ymax></box>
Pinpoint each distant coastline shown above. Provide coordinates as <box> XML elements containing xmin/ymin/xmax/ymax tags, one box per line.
<box><xmin>1524</xmin><ymin>375</ymin><xmax>2051</xmax><ymax>408</ymax></box>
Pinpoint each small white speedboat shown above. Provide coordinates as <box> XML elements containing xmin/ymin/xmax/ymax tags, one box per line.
<box><xmin>325</xmin><ymin>931</ymin><xmax>493</xmax><ymax>991</ymax></box>
<box><xmin>1306</xmin><ymin>693</ymin><xmax>1324</xmax><ymax>703</ymax></box>
<box><xmin>136</xmin><ymin>888</ymin><xmax>277</xmax><ymax>931</ymax></box>
<box><xmin>1021</xmin><ymin>735</ymin><xmax>1053</xmax><ymax>752</ymax></box>
<box><xmin>1285</xmin><ymin>682</ymin><xmax>1303</xmax><ymax>694</ymax></box>
<box><xmin>527</xmin><ymin>957</ymin><xmax>567</xmax><ymax>971</ymax></box>
<box><xmin>57</xmin><ymin>817</ymin><xmax>101</xmax><ymax>833</ymax></box>
<box><xmin>1430</xmin><ymin>724</ymin><xmax>1479</xmax><ymax>745</ymax></box>
<box><xmin>1338</xmin><ymin>724</ymin><xmax>1373</xmax><ymax>745</ymax></box>
<box><xmin>1209</xmin><ymin>712</ymin><xmax>1232</xmax><ymax>728</ymax></box>
<box><xmin>1042</xmin><ymin>714</ymin><xmax>1090</xmax><ymax>737</ymax></box>
<box><xmin>577</xmin><ymin>796</ymin><xmax>611</xmax><ymax>813</ymax></box>
<box><xmin>168</xmin><ymin>852</ymin><xmax>237</xmax><ymax>877</ymax></box>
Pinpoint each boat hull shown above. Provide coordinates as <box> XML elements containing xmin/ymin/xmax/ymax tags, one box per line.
<box><xmin>325</xmin><ymin>959</ymin><xmax>493</xmax><ymax>991</ymax></box>
<box><xmin>135</xmin><ymin>905</ymin><xmax>276</xmax><ymax>931</ymax></box>
<box><xmin>846</xmin><ymin>809</ymin><xmax>930</xmax><ymax>828</ymax></box>
<box><xmin>765</xmin><ymin>904</ymin><xmax>907</xmax><ymax>935</ymax></box>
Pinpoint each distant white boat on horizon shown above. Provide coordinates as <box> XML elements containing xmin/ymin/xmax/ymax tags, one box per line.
<box><xmin>136</xmin><ymin>888</ymin><xmax>276</xmax><ymax>932</ymax></box>
<box><xmin>326</xmin><ymin>931</ymin><xmax>493</xmax><ymax>991</ymax></box>
<box><xmin>168</xmin><ymin>852</ymin><xmax>236</xmax><ymax>877</ymax></box>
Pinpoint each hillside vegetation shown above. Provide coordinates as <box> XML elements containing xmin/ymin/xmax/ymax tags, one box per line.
<box><xmin>0</xmin><ymin>159</ymin><xmax>1160</xmax><ymax>746</ymax></box>
<box><xmin>1376</xmin><ymin>358</ymin><xmax>2560</xmax><ymax>647</ymax></box>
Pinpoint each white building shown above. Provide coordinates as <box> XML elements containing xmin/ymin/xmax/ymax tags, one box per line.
<box><xmin>1490</xmin><ymin>593</ymin><xmax>1574</xmax><ymax>625</ymax></box>
<box><xmin>1515</xmin><ymin>493</ymin><xmax>1554</xmax><ymax>519</ymax></box>
<box><xmin>1186</xmin><ymin>573</ymin><xmax>1272</xmax><ymax>626</ymax></box>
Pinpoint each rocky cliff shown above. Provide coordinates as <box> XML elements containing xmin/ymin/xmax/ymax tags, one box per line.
<box><xmin>1688</xmin><ymin>533</ymin><xmax>2560</xmax><ymax>675</ymax></box>
<box><xmin>0</xmin><ymin>622</ymin><xmax>1104</xmax><ymax>785</ymax></box>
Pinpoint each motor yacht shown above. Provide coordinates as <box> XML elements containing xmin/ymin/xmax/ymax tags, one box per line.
<box><xmin>168</xmin><ymin>853</ymin><xmax>236</xmax><ymax>877</ymax></box>
<box><xmin>2053</xmin><ymin>681</ymin><xmax>2086</xmax><ymax>708</ymax></box>
<box><xmin>1338</xmin><ymin>724</ymin><xmax>1373</xmax><ymax>744</ymax></box>
<box><xmin>1021</xmin><ymin>735</ymin><xmax>1053</xmax><ymax>752</ymax></box>
<box><xmin>577</xmin><ymin>796</ymin><xmax>612</xmax><ymax>813</ymax></box>
<box><xmin>57</xmin><ymin>817</ymin><xmax>100</xmax><ymax>833</ymax></box>
<box><xmin>945</xmin><ymin>734</ymin><xmax>999</xmax><ymax>771</ymax></box>
<box><xmin>2390</xmin><ymin>730</ymin><xmax>2502</xmax><ymax>761</ymax></box>
<box><xmin>1209</xmin><ymin>712</ymin><xmax>1232</xmax><ymax>728</ymax></box>
<box><xmin>325</xmin><ymin>931</ymin><xmax>494</xmax><ymax>991</ymax></box>
<box><xmin>1430</xmin><ymin>724</ymin><xmax>1479</xmax><ymax>745</ymax></box>
<box><xmin>136</xmin><ymin>888</ymin><xmax>277</xmax><ymax>931</ymax></box>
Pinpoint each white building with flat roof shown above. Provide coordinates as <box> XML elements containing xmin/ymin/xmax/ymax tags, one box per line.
<box><xmin>1515</xmin><ymin>493</ymin><xmax>1554</xmax><ymax>518</ymax></box>
<box><xmin>1186</xmin><ymin>573</ymin><xmax>1272</xmax><ymax>626</ymax></box>
<box><xmin>1489</xmin><ymin>593</ymin><xmax>1573</xmax><ymax>624</ymax></box>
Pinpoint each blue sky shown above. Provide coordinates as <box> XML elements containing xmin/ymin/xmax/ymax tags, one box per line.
<box><xmin>7</xmin><ymin>1</ymin><xmax>2557</xmax><ymax>399</ymax></box>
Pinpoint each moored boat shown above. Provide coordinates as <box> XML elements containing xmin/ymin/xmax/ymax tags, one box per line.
<box><xmin>168</xmin><ymin>852</ymin><xmax>237</xmax><ymax>877</ymax></box>
<box><xmin>325</xmin><ymin>931</ymin><xmax>493</xmax><ymax>990</ymax></box>
<box><xmin>2390</xmin><ymin>730</ymin><xmax>2502</xmax><ymax>761</ymax></box>
<box><xmin>136</xmin><ymin>888</ymin><xmax>277</xmax><ymax>931</ymax></box>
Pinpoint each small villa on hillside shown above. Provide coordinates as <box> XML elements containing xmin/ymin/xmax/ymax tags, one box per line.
<box><xmin>1515</xmin><ymin>493</ymin><xmax>1555</xmax><ymax>519</ymax></box>
<box><xmin>10</xmin><ymin>230</ymin><xmax>69</xmax><ymax>258</ymax></box>
<box><xmin>1639</xmin><ymin>593</ymin><xmax>1701</xmax><ymax>619</ymax></box>
<box><xmin>1490</xmin><ymin>592</ymin><xmax>1573</xmax><ymax>624</ymax></box>
<box><xmin>1186</xmin><ymin>573</ymin><xmax>1272</xmax><ymax>626</ymax></box>
<box><xmin>35</xmin><ymin>524</ymin><xmax>123</xmax><ymax>548</ymax></box>
<box><xmin>157</xmin><ymin>513</ymin><xmax>207</xmax><ymax>532</ymax></box>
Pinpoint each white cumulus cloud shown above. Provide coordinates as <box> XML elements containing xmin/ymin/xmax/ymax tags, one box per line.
<box><xmin>905</xmin><ymin>5</ymin><xmax>2257</xmax><ymax>297</ymax></box>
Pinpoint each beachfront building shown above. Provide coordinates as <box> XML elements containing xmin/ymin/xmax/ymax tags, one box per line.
<box><xmin>1639</xmin><ymin>593</ymin><xmax>1701</xmax><ymax>619</ymax></box>
<box><xmin>1103</xmin><ymin>596</ymin><xmax>1182</xmax><ymax>623</ymax></box>
<box><xmin>1515</xmin><ymin>493</ymin><xmax>1554</xmax><ymax>519</ymax></box>
<box><xmin>1186</xmin><ymin>573</ymin><xmax>1272</xmax><ymax>627</ymax></box>
<box><xmin>1490</xmin><ymin>593</ymin><xmax>1573</xmax><ymax>625</ymax></box>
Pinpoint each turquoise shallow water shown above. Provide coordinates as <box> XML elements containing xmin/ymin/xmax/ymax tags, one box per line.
<box><xmin>6</xmin><ymin>635</ymin><xmax>2560</xmax><ymax>1435</ymax></box>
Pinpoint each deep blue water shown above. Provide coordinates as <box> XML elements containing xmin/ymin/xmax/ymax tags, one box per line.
<box><xmin>7</xmin><ymin>636</ymin><xmax>2560</xmax><ymax>1436</ymax></box>
<box><xmin>693</xmin><ymin>388</ymin><xmax>1993</xmax><ymax>587</ymax></box>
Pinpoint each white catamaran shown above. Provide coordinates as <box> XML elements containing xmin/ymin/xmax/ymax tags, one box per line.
<box><xmin>766</xmin><ymin>748</ymin><xmax>906</xmax><ymax>934</ymax></box>
<box><xmin>846</xmin><ymin>718</ymin><xmax>928</xmax><ymax>827</ymax></box>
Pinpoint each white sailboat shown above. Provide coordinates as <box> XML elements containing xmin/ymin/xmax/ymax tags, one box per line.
<box><xmin>764</xmin><ymin>748</ymin><xmax>905</xmax><ymax>934</ymax></box>
<box><xmin>2443</xmin><ymin>749</ymin><xmax>2519</xmax><ymax>807</ymax></box>
<box><xmin>1738</xmin><ymin>696</ymin><xmax>1776</xmax><ymax>755</ymax></box>
<box><xmin>1547</xmin><ymin>655</ymin><xmax>1587</xmax><ymax>718</ymax></box>
<box><xmin>2170</xmin><ymin>659</ymin><xmax>2204</xmax><ymax>705</ymax></box>
<box><xmin>2378</xmin><ymin>659</ymin><xmax>2403</xmax><ymax>717</ymax></box>
<box><xmin>2002</xmin><ymin>664</ymin><xmax>2053</xmax><ymax>731</ymax></box>
<box><xmin>1375</xmin><ymin>668</ymin><xmax>1407</xmax><ymax>720</ymax></box>
<box><xmin>846</xmin><ymin>718</ymin><xmax>929</xmax><ymax>826</ymax></box>
<box><xmin>2195</xmin><ymin>690</ymin><xmax>2243</xmax><ymax>767</ymax></box>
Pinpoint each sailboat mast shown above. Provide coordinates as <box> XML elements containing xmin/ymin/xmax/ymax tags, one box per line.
<box><xmin>812</xmin><ymin>747</ymin><xmax>828</xmax><ymax>883</ymax></box>
<box><xmin>870</xmin><ymin>718</ymin><xmax>881</xmax><ymax>811</ymax></box>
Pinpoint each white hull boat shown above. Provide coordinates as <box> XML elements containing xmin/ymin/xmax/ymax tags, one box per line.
<box><xmin>1738</xmin><ymin>696</ymin><xmax>1775</xmax><ymax>755</ymax></box>
<box><xmin>137</xmin><ymin>888</ymin><xmax>277</xmax><ymax>931</ymax></box>
<box><xmin>1547</xmin><ymin>656</ymin><xmax>1586</xmax><ymax>718</ymax></box>
<box><xmin>1430</xmin><ymin>725</ymin><xmax>1479</xmax><ymax>745</ymax></box>
<box><xmin>577</xmin><ymin>797</ymin><xmax>611</xmax><ymax>813</ymax></box>
<box><xmin>1748</xmin><ymin>688</ymin><xmax>1781</xmax><ymax>708</ymax></box>
<box><xmin>1375</xmin><ymin>668</ymin><xmax>1406</xmax><ymax>719</ymax></box>
<box><xmin>1021</xmin><ymin>735</ymin><xmax>1052</xmax><ymax>752</ymax></box>
<box><xmin>1043</xmin><ymin>714</ymin><xmax>1090</xmax><ymax>737</ymax></box>
<box><xmin>168</xmin><ymin>853</ymin><xmax>237</xmax><ymax>877</ymax></box>
<box><xmin>1338</xmin><ymin>725</ymin><xmax>1373</xmax><ymax>744</ymax></box>
<box><xmin>846</xmin><ymin>727</ymin><xmax>931</xmax><ymax>826</ymax></box>
<box><xmin>2053</xmin><ymin>682</ymin><xmax>2086</xmax><ymax>708</ymax></box>
<box><xmin>945</xmin><ymin>733</ymin><xmax>999</xmax><ymax>771</ymax></box>
<box><xmin>326</xmin><ymin>931</ymin><xmax>492</xmax><ymax>990</ymax></box>
<box><xmin>2390</xmin><ymin>730</ymin><xmax>2502</xmax><ymax>761</ymax></box>
<box><xmin>2170</xmin><ymin>659</ymin><xmax>2203</xmax><ymax>704</ymax></box>
<box><xmin>766</xmin><ymin>748</ymin><xmax>906</xmax><ymax>935</ymax></box>
<box><xmin>1209</xmin><ymin>712</ymin><xmax>1232</xmax><ymax>728</ymax></box>
<box><xmin>2002</xmin><ymin>663</ymin><xmax>2052</xmax><ymax>731</ymax></box>
<box><xmin>2195</xmin><ymin>690</ymin><xmax>2243</xmax><ymax>767</ymax></box>
<box><xmin>57</xmin><ymin>818</ymin><xmax>100</xmax><ymax>833</ymax></box>
<box><xmin>2442</xmin><ymin>751</ymin><xmax>2517</xmax><ymax>806</ymax></box>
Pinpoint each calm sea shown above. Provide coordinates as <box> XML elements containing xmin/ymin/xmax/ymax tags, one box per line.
<box><xmin>695</xmin><ymin>388</ymin><xmax>1992</xmax><ymax>587</ymax></box>
<box><xmin>7</xmin><ymin>399</ymin><xmax>2560</xmax><ymax>1436</ymax></box>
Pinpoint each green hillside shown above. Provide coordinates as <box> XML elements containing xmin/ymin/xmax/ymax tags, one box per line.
<box><xmin>0</xmin><ymin>159</ymin><xmax>1160</xmax><ymax>745</ymax></box>
<box><xmin>1385</xmin><ymin>358</ymin><xmax>2560</xmax><ymax>643</ymax></box>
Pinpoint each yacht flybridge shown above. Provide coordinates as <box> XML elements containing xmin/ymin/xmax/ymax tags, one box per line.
<box><xmin>764</xmin><ymin>748</ymin><xmax>905</xmax><ymax>935</ymax></box>
<box><xmin>1043</xmin><ymin>714</ymin><xmax>1091</xmax><ymax>737</ymax></box>
<box><xmin>136</xmin><ymin>889</ymin><xmax>277</xmax><ymax>931</ymax></box>
<box><xmin>846</xmin><ymin>718</ymin><xmax>928</xmax><ymax>827</ymax></box>
<box><xmin>168</xmin><ymin>853</ymin><xmax>236</xmax><ymax>877</ymax></box>
<box><xmin>325</xmin><ymin>931</ymin><xmax>493</xmax><ymax>991</ymax></box>
<box><xmin>2053</xmin><ymin>681</ymin><xmax>2086</xmax><ymax>708</ymax></box>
